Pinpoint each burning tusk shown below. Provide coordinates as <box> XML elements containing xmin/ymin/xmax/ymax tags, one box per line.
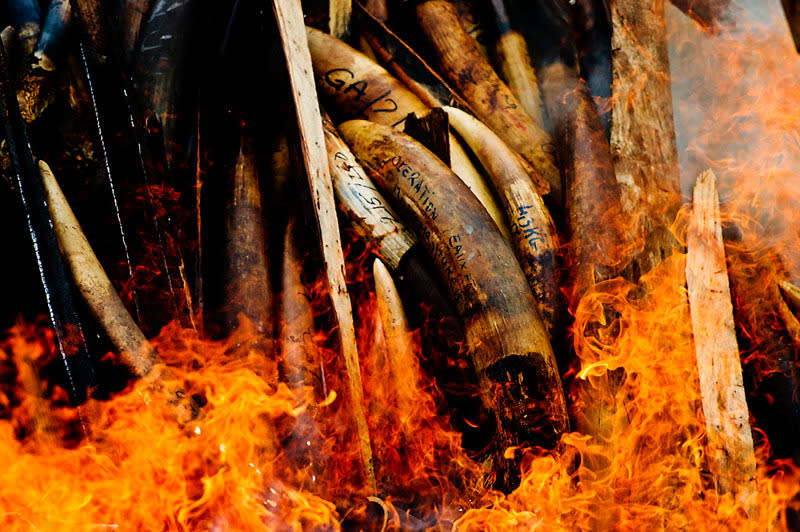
<box><xmin>414</xmin><ymin>0</ymin><xmax>561</xmax><ymax>202</ymax></box>
<box><xmin>539</xmin><ymin>60</ymin><xmax>632</xmax><ymax>300</ymax></box>
<box><xmin>443</xmin><ymin>105</ymin><xmax>562</xmax><ymax>340</ymax></box>
<box><xmin>339</xmin><ymin>119</ymin><xmax>568</xmax><ymax>486</ymax></box>
<box><xmin>224</xmin><ymin>127</ymin><xmax>273</xmax><ymax>336</ymax></box>
<box><xmin>306</xmin><ymin>26</ymin><xmax>511</xmax><ymax>241</ymax></box>
<box><xmin>373</xmin><ymin>258</ymin><xmax>417</xmax><ymax>422</ymax></box>
<box><xmin>38</xmin><ymin>160</ymin><xmax>196</xmax><ymax>421</ymax></box>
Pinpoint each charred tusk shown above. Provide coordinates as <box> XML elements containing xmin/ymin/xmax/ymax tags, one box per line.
<box><xmin>539</xmin><ymin>61</ymin><xmax>632</xmax><ymax>300</ymax></box>
<box><xmin>373</xmin><ymin>258</ymin><xmax>418</xmax><ymax>421</ymax></box>
<box><xmin>415</xmin><ymin>0</ymin><xmax>561</xmax><ymax>202</ymax></box>
<box><xmin>306</xmin><ymin>26</ymin><xmax>510</xmax><ymax>240</ymax></box>
<box><xmin>224</xmin><ymin>126</ymin><xmax>273</xmax><ymax>336</ymax></box>
<box><xmin>339</xmin><ymin>120</ymin><xmax>569</xmax><ymax>481</ymax></box>
<box><xmin>443</xmin><ymin>105</ymin><xmax>562</xmax><ymax>339</ymax></box>
<box><xmin>38</xmin><ymin>160</ymin><xmax>196</xmax><ymax>421</ymax></box>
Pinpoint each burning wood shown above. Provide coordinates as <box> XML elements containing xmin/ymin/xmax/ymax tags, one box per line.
<box><xmin>610</xmin><ymin>0</ymin><xmax>682</xmax><ymax>280</ymax></box>
<box><xmin>686</xmin><ymin>169</ymin><xmax>757</xmax><ymax>509</ymax></box>
<box><xmin>272</xmin><ymin>0</ymin><xmax>375</xmax><ymax>491</ymax></box>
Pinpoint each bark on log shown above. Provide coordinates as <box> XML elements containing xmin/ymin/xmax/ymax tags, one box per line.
<box><xmin>306</xmin><ymin>26</ymin><xmax>511</xmax><ymax>240</ymax></box>
<box><xmin>610</xmin><ymin>0</ymin><xmax>682</xmax><ymax>281</ymax></box>
<box><xmin>415</xmin><ymin>0</ymin><xmax>561</xmax><ymax>202</ymax></box>
<box><xmin>272</xmin><ymin>0</ymin><xmax>375</xmax><ymax>491</ymax></box>
<box><xmin>339</xmin><ymin>119</ymin><xmax>568</xmax><ymax>487</ymax></box>
<box><xmin>403</xmin><ymin>108</ymin><xmax>450</xmax><ymax>167</ymax></box>
<box><xmin>686</xmin><ymin>169</ymin><xmax>757</xmax><ymax>511</ymax></box>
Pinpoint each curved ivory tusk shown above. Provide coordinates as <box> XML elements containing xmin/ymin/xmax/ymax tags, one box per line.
<box><xmin>339</xmin><ymin>119</ymin><xmax>568</xmax><ymax>455</ymax></box>
<box><xmin>306</xmin><ymin>26</ymin><xmax>510</xmax><ymax>241</ymax></box>
<box><xmin>39</xmin><ymin>160</ymin><xmax>196</xmax><ymax>421</ymax></box>
<box><xmin>415</xmin><ymin>0</ymin><xmax>561</xmax><ymax>202</ymax></box>
<box><xmin>373</xmin><ymin>257</ymin><xmax>418</xmax><ymax>420</ymax></box>
<box><xmin>496</xmin><ymin>30</ymin><xmax>549</xmax><ymax>132</ymax></box>
<box><xmin>322</xmin><ymin>111</ymin><xmax>416</xmax><ymax>270</ymax></box>
<box><xmin>443</xmin><ymin>105</ymin><xmax>562</xmax><ymax>339</ymax></box>
<box><xmin>224</xmin><ymin>129</ymin><xmax>273</xmax><ymax>335</ymax></box>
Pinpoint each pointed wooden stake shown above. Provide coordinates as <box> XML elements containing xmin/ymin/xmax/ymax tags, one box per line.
<box><xmin>686</xmin><ymin>169</ymin><xmax>757</xmax><ymax>512</ymax></box>
<box><xmin>272</xmin><ymin>0</ymin><xmax>375</xmax><ymax>492</ymax></box>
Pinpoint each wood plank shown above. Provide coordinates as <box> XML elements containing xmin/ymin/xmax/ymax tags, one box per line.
<box><xmin>686</xmin><ymin>169</ymin><xmax>757</xmax><ymax>511</ymax></box>
<box><xmin>272</xmin><ymin>0</ymin><xmax>376</xmax><ymax>492</ymax></box>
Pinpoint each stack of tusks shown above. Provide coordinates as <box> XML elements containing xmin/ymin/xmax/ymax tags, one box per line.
<box><xmin>25</xmin><ymin>0</ymin><xmax>758</xmax><ymax>502</ymax></box>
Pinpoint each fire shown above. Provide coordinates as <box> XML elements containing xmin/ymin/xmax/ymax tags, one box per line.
<box><xmin>3</xmin><ymin>0</ymin><xmax>800</xmax><ymax>530</ymax></box>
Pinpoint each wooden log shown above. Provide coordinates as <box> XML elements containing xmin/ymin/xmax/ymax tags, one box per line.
<box><xmin>373</xmin><ymin>258</ymin><xmax>417</xmax><ymax>425</ymax></box>
<box><xmin>415</xmin><ymin>0</ymin><xmax>561</xmax><ymax>203</ymax></box>
<box><xmin>403</xmin><ymin>108</ymin><xmax>450</xmax><ymax>167</ymax></box>
<box><xmin>272</xmin><ymin>0</ymin><xmax>376</xmax><ymax>492</ymax></box>
<box><xmin>224</xmin><ymin>126</ymin><xmax>273</xmax><ymax>336</ymax></box>
<box><xmin>306</xmin><ymin>26</ymin><xmax>511</xmax><ymax>240</ymax></box>
<box><xmin>610</xmin><ymin>0</ymin><xmax>682</xmax><ymax>281</ymax></box>
<box><xmin>39</xmin><ymin>161</ymin><xmax>197</xmax><ymax>423</ymax></box>
<box><xmin>443</xmin><ymin>105</ymin><xmax>562</xmax><ymax>341</ymax></box>
<box><xmin>686</xmin><ymin>169</ymin><xmax>757</xmax><ymax>510</ymax></box>
<box><xmin>780</xmin><ymin>280</ymin><xmax>800</xmax><ymax>315</ymax></box>
<box><xmin>339</xmin><ymin>119</ymin><xmax>568</xmax><ymax>487</ymax></box>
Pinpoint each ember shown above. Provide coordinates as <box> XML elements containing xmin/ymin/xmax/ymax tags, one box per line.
<box><xmin>1</xmin><ymin>0</ymin><xmax>799</xmax><ymax>530</ymax></box>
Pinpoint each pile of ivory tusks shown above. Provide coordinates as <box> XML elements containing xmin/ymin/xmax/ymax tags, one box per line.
<box><xmin>307</xmin><ymin>18</ymin><xmax>571</xmax><ymax>476</ymax></box>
